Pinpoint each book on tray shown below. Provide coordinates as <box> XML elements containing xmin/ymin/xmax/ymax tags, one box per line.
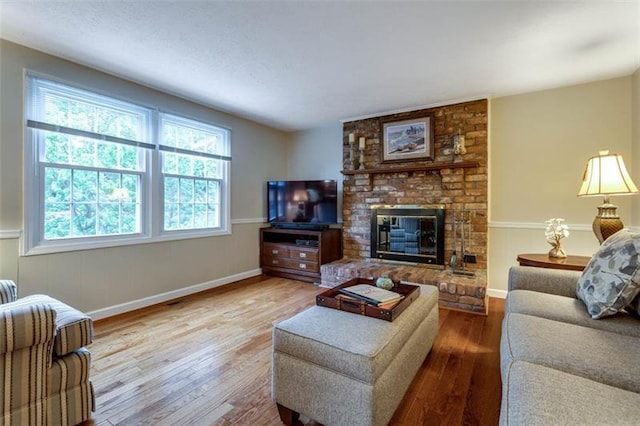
<box><xmin>338</xmin><ymin>284</ymin><xmax>404</xmax><ymax>306</ymax></box>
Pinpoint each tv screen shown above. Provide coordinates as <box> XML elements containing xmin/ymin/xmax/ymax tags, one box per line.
<box><xmin>267</xmin><ymin>180</ymin><xmax>338</xmax><ymax>226</ymax></box>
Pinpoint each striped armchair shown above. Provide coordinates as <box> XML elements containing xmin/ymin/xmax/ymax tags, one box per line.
<box><xmin>0</xmin><ymin>280</ymin><xmax>95</xmax><ymax>425</ymax></box>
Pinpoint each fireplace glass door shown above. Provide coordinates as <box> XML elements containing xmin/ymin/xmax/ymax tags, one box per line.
<box><xmin>371</xmin><ymin>206</ymin><xmax>444</xmax><ymax>266</ymax></box>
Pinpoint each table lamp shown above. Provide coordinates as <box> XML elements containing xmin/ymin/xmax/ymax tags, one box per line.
<box><xmin>578</xmin><ymin>150</ymin><xmax>639</xmax><ymax>244</ymax></box>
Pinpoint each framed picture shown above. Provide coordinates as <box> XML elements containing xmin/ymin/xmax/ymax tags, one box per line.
<box><xmin>380</xmin><ymin>112</ymin><xmax>434</xmax><ymax>163</ymax></box>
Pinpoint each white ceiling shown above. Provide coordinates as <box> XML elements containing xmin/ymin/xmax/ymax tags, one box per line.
<box><xmin>1</xmin><ymin>1</ymin><xmax>639</xmax><ymax>131</ymax></box>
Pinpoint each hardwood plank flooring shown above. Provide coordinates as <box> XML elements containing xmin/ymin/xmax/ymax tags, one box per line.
<box><xmin>80</xmin><ymin>276</ymin><xmax>504</xmax><ymax>426</ymax></box>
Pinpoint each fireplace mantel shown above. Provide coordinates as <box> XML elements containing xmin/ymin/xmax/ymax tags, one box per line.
<box><xmin>341</xmin><ymin>160</ymin><xmax>479</xmax><ymax>177</ymax></box>
<box><xmin>341</xmin><ymin>161</ymin><xmax>479</xmax><ymax>186</ymax></box>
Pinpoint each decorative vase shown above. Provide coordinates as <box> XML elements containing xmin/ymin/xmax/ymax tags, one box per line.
<box><xmin>375</xmin><ymin>275</ymin><xmax>394</xmax><ymax>290</ymax></box>
<box><xmin>548</xmin><ymin>244</ymin><xmax>567</xmax><ymax>258</ymax></box>
<box><xmin>545</xmin><ymin>219</ymin><xmax>569</xmax><ymax>259</ymax></box>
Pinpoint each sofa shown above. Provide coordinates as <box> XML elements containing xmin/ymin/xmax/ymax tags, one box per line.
<box><xmin>0</xmin><ymin>280</ymin><xmax>95</xmax><ymax>425</ymax></box>
<box><xmin>501</xmin><ymin>263</ymin><xmax>640</xmax><ymax>425</ymax></box>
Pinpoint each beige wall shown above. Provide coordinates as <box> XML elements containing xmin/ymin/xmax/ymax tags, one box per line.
<box><xmin>0</xmin><ymin>40</ymin><xmax>289</xmax><ymax>317</ymax></box>
<box><xmin>632</xmin><ymin>68</ymin><xmax>640</xmax><ymax>227</ymax></box>
<box><xmin>288</xmin><ymin>125</ymin><xmax>342</xmax><ymax>181</ymax></box>
<box><xmin>288</xmin><ymin>125</ymin><xmax>343</xmax><ymax>221</ymax></box>
<box><xmin>489</xmin><ymin>76</ymin><xmax>635</xmax><ymax>293</ymax></box>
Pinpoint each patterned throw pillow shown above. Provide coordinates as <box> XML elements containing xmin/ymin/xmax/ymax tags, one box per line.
<box><xmin>576</xmin><ymin>229</ymin><xmax>640</xmax><ymax>319</ymax></box>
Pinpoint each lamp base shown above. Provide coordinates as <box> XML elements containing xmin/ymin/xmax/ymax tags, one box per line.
<box><xmin>593</xmin><ymin>201</ymin><xmax>623</xmax><ymax>244</ymax></box>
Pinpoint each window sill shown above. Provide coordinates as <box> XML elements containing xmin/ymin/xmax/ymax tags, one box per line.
<box><xmin>22</xmin><ymin>228</ymin><xmax>231</xmax><ymax>256</ymax></box>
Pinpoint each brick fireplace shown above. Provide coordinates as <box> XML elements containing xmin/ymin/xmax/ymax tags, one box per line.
<box><xmin>321</xmin><ymin>99</ymin><xmax>489</xmax><ymax>313</ymax></box>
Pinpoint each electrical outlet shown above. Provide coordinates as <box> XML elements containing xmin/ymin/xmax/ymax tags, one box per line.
<box><xmin>463</xmin><ymin>254</ymin><xmax>477</xmax><ymax>264</ymax></box>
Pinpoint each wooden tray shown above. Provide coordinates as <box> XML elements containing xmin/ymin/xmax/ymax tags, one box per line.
<box><xmin>316</xmin><ymin>278</ymin><xmax>420</xmax><ymax>322</ymax></box>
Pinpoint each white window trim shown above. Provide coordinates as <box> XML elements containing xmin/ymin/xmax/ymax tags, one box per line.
<box><xmin>158</xmin><ymin>112</ymin><xmax>231</xmax><ymax>237</ymax></box>
<box><xmin>156</xmin><ymin>172</ymin><xmax>232</xmax><ymax>240</ymax></box>
<box><xmin>22</xmin><ymin>71</ymin><xmax>232</xmax><ymax>256</ymax></box>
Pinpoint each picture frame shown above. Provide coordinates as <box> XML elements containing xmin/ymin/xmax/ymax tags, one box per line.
<box><xmin>380</xmin><ymin>112</ymin><xmax>434</xmax><ymax>163</ymax></box>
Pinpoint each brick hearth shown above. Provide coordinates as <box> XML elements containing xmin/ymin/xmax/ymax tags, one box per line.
<box><xmin>321</xmin><ymin>259</ymin><xmax>487</xmax><ymax>314</ymax></box>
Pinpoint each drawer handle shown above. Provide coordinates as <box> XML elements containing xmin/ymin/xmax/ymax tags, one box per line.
<box><xmin>299</xmin><ymin>263</ymin><xmax>306</xmax><ymax>269</ymax></box>
<box><xmin>271</xmin><ymin>249</ymin><xmax>279</xmax><ymax>254</ymax></box>
<box><xmin>272</xmin><ymin>260</ymin><xmax>279</xmax><ymax>265</ymax></box>
<box><xmin>299</xmin><ymin>252</ymin><xmax>307</xmax><ymax>258</ymax></box>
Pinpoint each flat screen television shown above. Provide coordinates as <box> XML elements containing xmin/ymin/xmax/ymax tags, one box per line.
<box><xmin>267</xmin><ymin>180</ymin><xmax>338</xmax><ymax>229</ymax></box>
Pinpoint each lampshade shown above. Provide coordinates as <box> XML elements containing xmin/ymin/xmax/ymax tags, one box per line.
<box><xmin>578</xmin><ymin>150</ymin><xmax>638</xmax><ymax>196</ymax></box>
<box><xmin>578</xmin><ymin>150</ymin><xmax>639</xmax><ymax>244</ymax></box>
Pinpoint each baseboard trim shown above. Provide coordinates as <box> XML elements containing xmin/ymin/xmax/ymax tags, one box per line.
<box><xmin>487</xmin><ymin>288</ymin><xmax>507</xmax><ymax>299</ymax></box>
<box><xmin>87</xmin><ymin>268</ymin><xmax>263</xmax><ymax>320</ymax></box>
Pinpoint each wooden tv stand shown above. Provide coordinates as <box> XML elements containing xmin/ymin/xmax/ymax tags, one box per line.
<box><xmin>260</xmin><ymin>227</ymin><xmax>342</xmax><ymax>283</ymax></box>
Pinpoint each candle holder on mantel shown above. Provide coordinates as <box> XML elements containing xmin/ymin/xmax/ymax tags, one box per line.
<box><xmin>358</xmin><ymin>136</ymin><xmax>366</xmax><ymax>170</ymax></box>
<box><xmin>358</xmin><ymin>146</ymin><xmax>365</xmax><ymax>170</ymax></box>
<box><xmin>347</xmin><ymin>133</ymin><xmax>355</xmax><ymax>169</ymax></box>
<box><xmin>453</xmin><ymin>129</ymin><xmax>467</xmax><ymax>155</ymax></box>
<box><xmin>348</xmin><ymin>142</ymin><xmax>355</xmax><ymax>170</ymax></box>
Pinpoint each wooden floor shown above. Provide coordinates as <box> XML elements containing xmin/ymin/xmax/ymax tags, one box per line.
<box><xmin>81</xmin><ymin>275</ymin><xmax>504</xmax><ymax>426</ymax></box>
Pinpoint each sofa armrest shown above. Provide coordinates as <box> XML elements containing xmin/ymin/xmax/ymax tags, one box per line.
<box><xmin>17</xmin><ymin>295</ymin><xmax>93</xmax><ymax>355</ymax></box>
<box><xmin>508</xmin><ymin>266</ymin><xmax>581</xmax><ymax>298</ymax></box>
<box><xmin>0</xmin><ymin>279</ymin><xmax>17</xmax><ymax>304</ymax></box>
<box><xmin>0</xmin><ymin>303</ymin><xmax>57</xmax><ymax>416</ymax></box>
<box><xmin>0</xmin><ymin>302</ymin><xmax>56</xmax><ymax>353</ymax></box>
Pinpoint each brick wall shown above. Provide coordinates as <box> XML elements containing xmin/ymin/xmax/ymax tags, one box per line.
<box><xmin>341</xmin><ymin>99</ymin><xmax>488</xmax><ymax>271</ymax></box>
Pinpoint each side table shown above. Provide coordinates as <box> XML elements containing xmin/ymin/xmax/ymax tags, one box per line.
<box><xmin>516</xmin><ymin>253</ymin><xmax>591</xmax><ymax>272</ymax></box>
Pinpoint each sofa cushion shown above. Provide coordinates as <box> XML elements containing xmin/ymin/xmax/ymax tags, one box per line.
<box><xmin>501</xmin><ymin>312</ymin><xmax>640</xmax><ymax>393</ymax></box>
<box><xmin>500</xmin><ymin>360</ymin><xmax>640</xmax><ymax>426</ymax></box>
<box><xmin>508</xmin><ymin>266</ymin><xmax>580</xmax><ymax>298</ymax></box>
<box><xmin>19</xmin><ymin>295</ymin><xmax>93</xmax><ymax>356</ymax></box>
<box><xmin>577</xmin><ymin>229</ymin><xmax>640</xmax><ymax>319</ymax></box>
<box><xmin>506</xmin><ymin>289</ymin><xmax>640</xmax><ymax>337</ymax></box>
<box><xmin>273</xmin><ymin>284</ymin><xmax>437</xmax><ymax>384</ymax></box>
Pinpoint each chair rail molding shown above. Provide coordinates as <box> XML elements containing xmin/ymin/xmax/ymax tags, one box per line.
<box><xmin>488</xmin><ymin>221</ymin><xmax>592</xmax><ymax>232</ymax></box>
<box><xmin>0</xmin><ymin>229</ymin><xmax>21</xmax><ymax>239</ymax></box>
<box><xmin>231</xmin><ymin>217</ymin><xmax>267</xmax><ymax>225</ymax></box>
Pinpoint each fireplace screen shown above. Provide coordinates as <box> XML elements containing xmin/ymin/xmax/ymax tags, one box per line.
<box><xmin>371</xmin><ymin>205</ymin><xmax>445</xmax><ymax>266</ymax></box>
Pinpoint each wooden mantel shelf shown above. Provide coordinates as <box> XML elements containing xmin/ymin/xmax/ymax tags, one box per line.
<box><xmin>341</xmin><ymin>161</ymin><xmax>479</xmax><ymax>176</ymax></box>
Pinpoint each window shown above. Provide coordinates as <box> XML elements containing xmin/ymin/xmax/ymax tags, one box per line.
<box><xmin>160</xmin><ymin>114</ymin><xmax>230</xmax><ymax>233</ymax></box>
<box><xmin>24</xmin><ymin>75</ymin><xmax>231</xmax><ymax>255</ymax></box>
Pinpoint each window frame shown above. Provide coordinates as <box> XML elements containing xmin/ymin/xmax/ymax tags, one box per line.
<box><xmin>23</xmin><ymin>72</ymin><xmax>232</xmax><ymax>256</ymax></box>
<box><xmin>158</xmin><ymin>112</ymin><xmax>231</xmax><ymax>238</ymax></box>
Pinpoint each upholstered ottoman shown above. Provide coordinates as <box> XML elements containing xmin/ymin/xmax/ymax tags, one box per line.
<box><xmin>272</xmin><ymin>284</ymin><xmax>439</xmax><ymax>426</ymax></box>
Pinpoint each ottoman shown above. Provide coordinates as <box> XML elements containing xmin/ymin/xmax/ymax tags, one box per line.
<box><xmin>272</xmin><ymin>284</ymin><xmax>439</xmax><ymax>426</ymax></box>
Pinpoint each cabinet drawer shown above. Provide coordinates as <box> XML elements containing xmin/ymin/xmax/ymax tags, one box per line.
<box><xmin>289</xmin><ymin>248</ymin><xmax>319</xmax><ymax>262</ymax></box>
<box><xmin>262</xmin><ymin>255</ymin><xmax>286</xmax><ymax>268</ymax></box>
<box><xmin>263</xmin><ymin>243</ymin><xmax>289</xmax><ymax>258</ymax></box>
<box><xmin>285</xmin><ymin>259</ymin><xmax>319</xmax><ymax>273</ymax></box>
<box><xmin>263</xmin><ymin>256</ymin><xmax>319</xmax><ymax>273</ymax></box>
